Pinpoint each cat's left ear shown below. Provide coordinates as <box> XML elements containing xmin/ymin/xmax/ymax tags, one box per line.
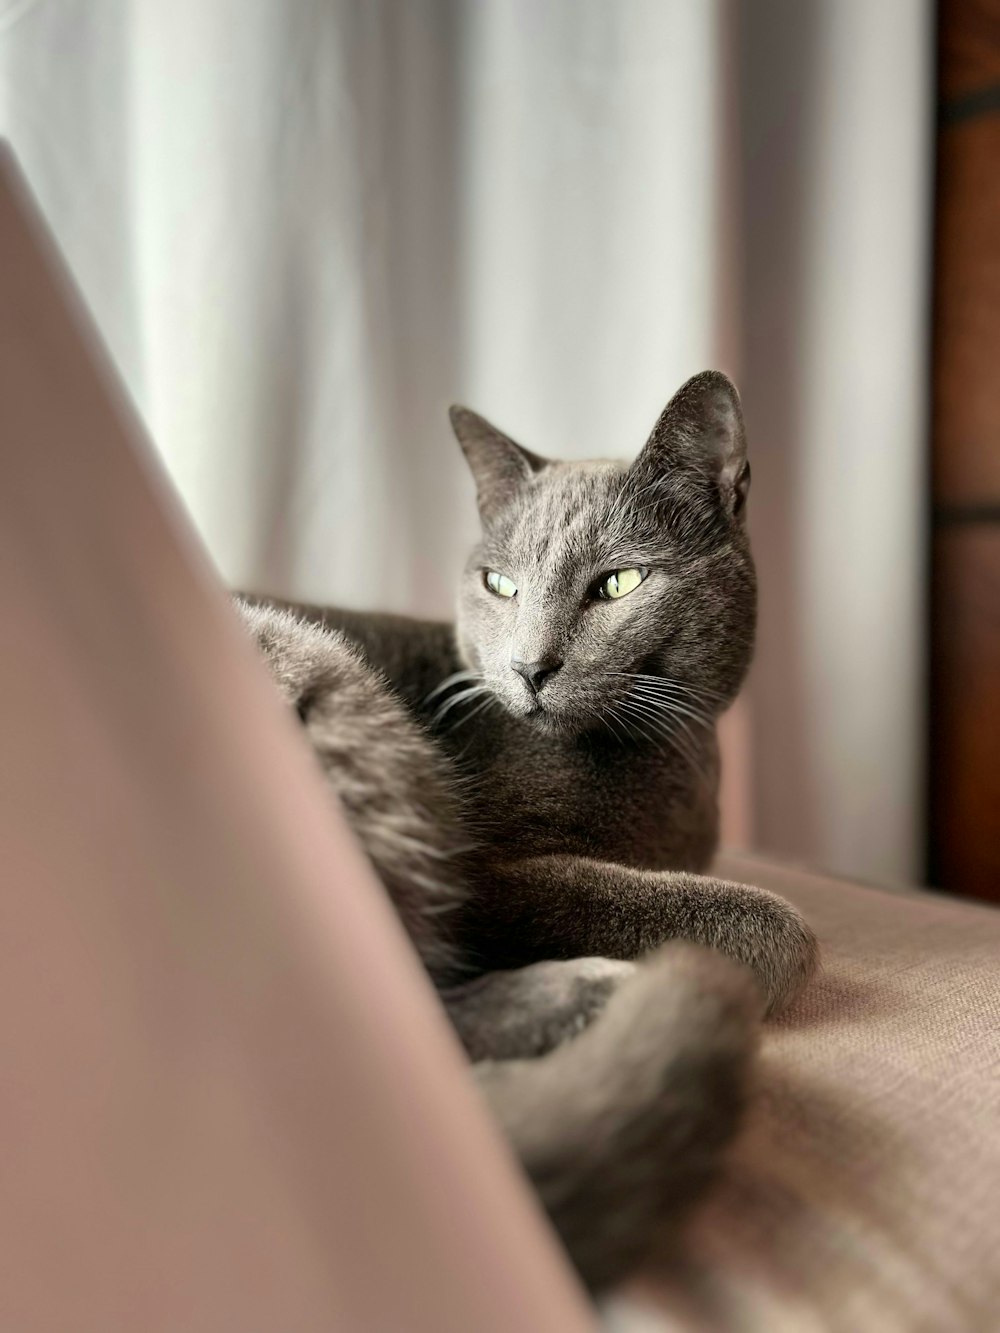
<box><xmin>449</xmin><ymin>406</ymin><xmax>548</xmax><ymax>521</ymax></box>
<box><xmin>636</xmin><ymin>370</ymin><xmax>750</xmax><ymax>519</ymax></box>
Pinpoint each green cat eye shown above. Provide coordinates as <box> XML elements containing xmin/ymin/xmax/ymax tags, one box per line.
<box><xmin>597</xmin><ymin>567</ymin><xmax>647</xmax><ymax>600</ymax></box>
<box><xmin>485</xmin><ymin>570</ymin><xmax>518</xmax><ymax>598</ymax></box>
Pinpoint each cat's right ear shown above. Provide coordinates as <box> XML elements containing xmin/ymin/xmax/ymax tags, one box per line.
<box><xmin>449</xmin><ymin>406</ymin><xmax>547</xmax><ymax>521</ymax></box>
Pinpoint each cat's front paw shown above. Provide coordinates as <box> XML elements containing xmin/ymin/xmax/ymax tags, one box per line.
<box><xmin>698</xmin><ymin>879</ymin><xmax>819</xmax><ymax>1017</ymax></box>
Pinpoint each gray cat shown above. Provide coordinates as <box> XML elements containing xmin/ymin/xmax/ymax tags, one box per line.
<box><xmin>238</xmin><ymin>370</ymin><xmax>817</xmax><ymax>1290</ymax></box>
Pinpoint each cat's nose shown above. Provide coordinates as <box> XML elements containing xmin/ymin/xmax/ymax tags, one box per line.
<box><xmin>510</xmin><ymin>658</ymin><xmax>562</xmax><ymax>696</ymax></box>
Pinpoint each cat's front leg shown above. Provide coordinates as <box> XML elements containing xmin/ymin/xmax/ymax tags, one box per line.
<box><xmin>441</xmin><ymin>957</ymin><xmax>637</xmax><ymax>1062</ymax></box>
<box><xmin>465</xmin><ymin>855</ymin><xmax>818</xmax><ymax>1016</ymax></box>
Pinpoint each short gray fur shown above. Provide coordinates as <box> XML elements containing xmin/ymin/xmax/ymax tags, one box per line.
<box><xmin>237</xmin><ymin>370</ymin><xmax>818</xmax><ymax>1291</ymax></box>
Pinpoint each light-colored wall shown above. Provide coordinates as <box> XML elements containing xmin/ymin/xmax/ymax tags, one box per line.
<box><xmin>0</xmin><ymin>0</ymin><xmax>931</xmax><ymax>884</ymax></box>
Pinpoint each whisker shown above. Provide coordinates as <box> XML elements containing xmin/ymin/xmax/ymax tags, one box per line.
<box><xmin>611</xmin><ymin>704</ymin><xmax>663</xmax><ymax>753</ymax></box>
<box><xmin>604</xmin><ymin>670</ymin><xmax>726</xmax><ymax>717</ymax></box>
<box><xmin>619</xmin><ymin>695</ymin><xmax>711</xmax><ymax>785</ymax></box>
<box><xmin>449</xmin><ymin>694</ymin><xmax>498</xmax><ymax>734</ymax></box>
<box><xmin>618</xmin><ymin>695</ymin><xmax>681</xmax><ymax>743</ymax></box>
<box><xmin>627</xmin><ymin>685</ymin><xmax>715</xmax><ymax>730</ymax></box>
<box><xmin>616</xmin><ymin>695</ymin><xmax>677</xmax><ymax>742</ymax></box>
<box><xmin>423</xmin><ymin>669</ymin><xmax>481</xmax><ymax>705</ymax></box>
<box><xmin>617</xmin><ymin>698</ymin><xmax>694</xmax><ymax>770</ymax></box>
<box><xmin>623</xmin><ymin>693</ymin><xmax>710</xmax><ymax>757</ymax></box>
<box><xmin>626</xmin><ymin>673</ymin><xmax>729</xmax><ymax>706</ymax></box>
<box><xmin>599</xmin><ymin>705</ymin><xmax>633</xmax><ymax>749</ymax></box>
<box><xmin>431</xmin><ymin>684</ymin><xmax>489</xmax><ymax>726</ymax></box>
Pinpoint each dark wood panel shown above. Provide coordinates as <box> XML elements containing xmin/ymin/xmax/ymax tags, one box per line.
<box><xmin>932</xmin><ymin>116</ymin><xmax>1000</xmax><ymax>504</ymax></box>
<box><xmin>930</xmin><ymin>527</ymin><xmax>1000</xmax><ymax>900</ymax></box>
<box><xmin>939</xmin><ymin>0</ymin><xmax>1000</xmax><ymax>100</ymax></box>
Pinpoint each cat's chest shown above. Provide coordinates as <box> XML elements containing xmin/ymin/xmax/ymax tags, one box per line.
<box><xmin>446</xmin><ymin>715</ymin><xmax>719</xmax><ymax>871</ymax></box>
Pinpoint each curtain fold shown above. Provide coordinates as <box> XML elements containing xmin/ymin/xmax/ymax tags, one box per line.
<box><xmin>737</xmin><ymin>0</ymin><xmax>932</xmax><ymax>883</ymax></box>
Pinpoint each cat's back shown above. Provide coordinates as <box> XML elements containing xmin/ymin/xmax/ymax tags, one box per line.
<box><xmin>236</xmin><ymin>599</ymin><xmax>468</xmax><ymax>979</ymax></box>
<box><xmin>243</xmin><ymin>595</ymin><xmax>462</xmax><ymax>712</ymax></box>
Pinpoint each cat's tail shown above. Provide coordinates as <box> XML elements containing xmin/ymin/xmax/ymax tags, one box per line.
<box><xmin>474</xmin><ymin>942</ymin><xmax>760</xmax><ymax>1291</ymax></box>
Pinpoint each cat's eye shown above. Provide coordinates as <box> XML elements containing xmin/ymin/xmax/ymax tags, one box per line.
<box><xmin>596</xmin><ymin>567</ymin><xmax>647</xmax><ymax>600</ymax></box>
<box><xmin>485</xmin><ymin>570</ymin><xmax>517</xmax><ymax>598</ymax></box>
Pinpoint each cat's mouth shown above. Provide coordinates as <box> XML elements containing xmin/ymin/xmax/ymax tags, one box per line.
<box><xmin>493</xmin><ymin>671</ymin><xmax>602</xmax><ymax>732</ymax></box>
<box><xmin>501</xmin><ymin>689</ymin><xmax>555</xmax><ymax>726</ymax></box>
<box><xmin>510</xmin><ymin>693</ymin><xmax>592</xmax><ymax>735</ymax></box>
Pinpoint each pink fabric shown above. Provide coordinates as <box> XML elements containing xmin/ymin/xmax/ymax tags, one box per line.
<box><xmin>0</xmin><ymin>146</ymin><xmax>594</xmax><ymax>1332</ymax></box>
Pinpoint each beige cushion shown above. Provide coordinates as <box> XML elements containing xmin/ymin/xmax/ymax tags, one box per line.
<box><xmin>610</xmin><ymin>854</ymin><xmax>1000</xmax><ymax>1332</ymax></box>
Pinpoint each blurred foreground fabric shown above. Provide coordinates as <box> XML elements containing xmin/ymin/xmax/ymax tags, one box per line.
<box><xmin>0</xmin><ymin>146</ymin><xmax>593</xmax><ymax>1333</ymax></box>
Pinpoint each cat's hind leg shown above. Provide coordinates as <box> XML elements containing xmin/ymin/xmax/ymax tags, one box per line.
<box><xmin>441</xmin><ymin>957</ymin><xmax>636</xmax><ymax>1062</ymax></box>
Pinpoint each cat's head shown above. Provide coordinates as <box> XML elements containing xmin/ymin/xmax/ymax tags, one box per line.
<box><xmin>451</xmin><ymin>371</ymin><xmax>756</xmax><ymax>738</ymax></box>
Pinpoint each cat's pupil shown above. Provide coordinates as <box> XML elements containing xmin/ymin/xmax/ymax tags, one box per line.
<box><xmin>599</xmin><ymin>567</ymin><xmax>645</xmax><ymax>600</ymax></box>
<box><xmin>486</xmin><ymin>570</ymin><xmax>517</xmax><ymax>598</ymax></box>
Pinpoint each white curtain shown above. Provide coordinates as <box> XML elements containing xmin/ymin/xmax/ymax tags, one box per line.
<box><xmin>0</xmin><ymin>0</ymin><xmax>931</xmax><ymax>884</ymax></box>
